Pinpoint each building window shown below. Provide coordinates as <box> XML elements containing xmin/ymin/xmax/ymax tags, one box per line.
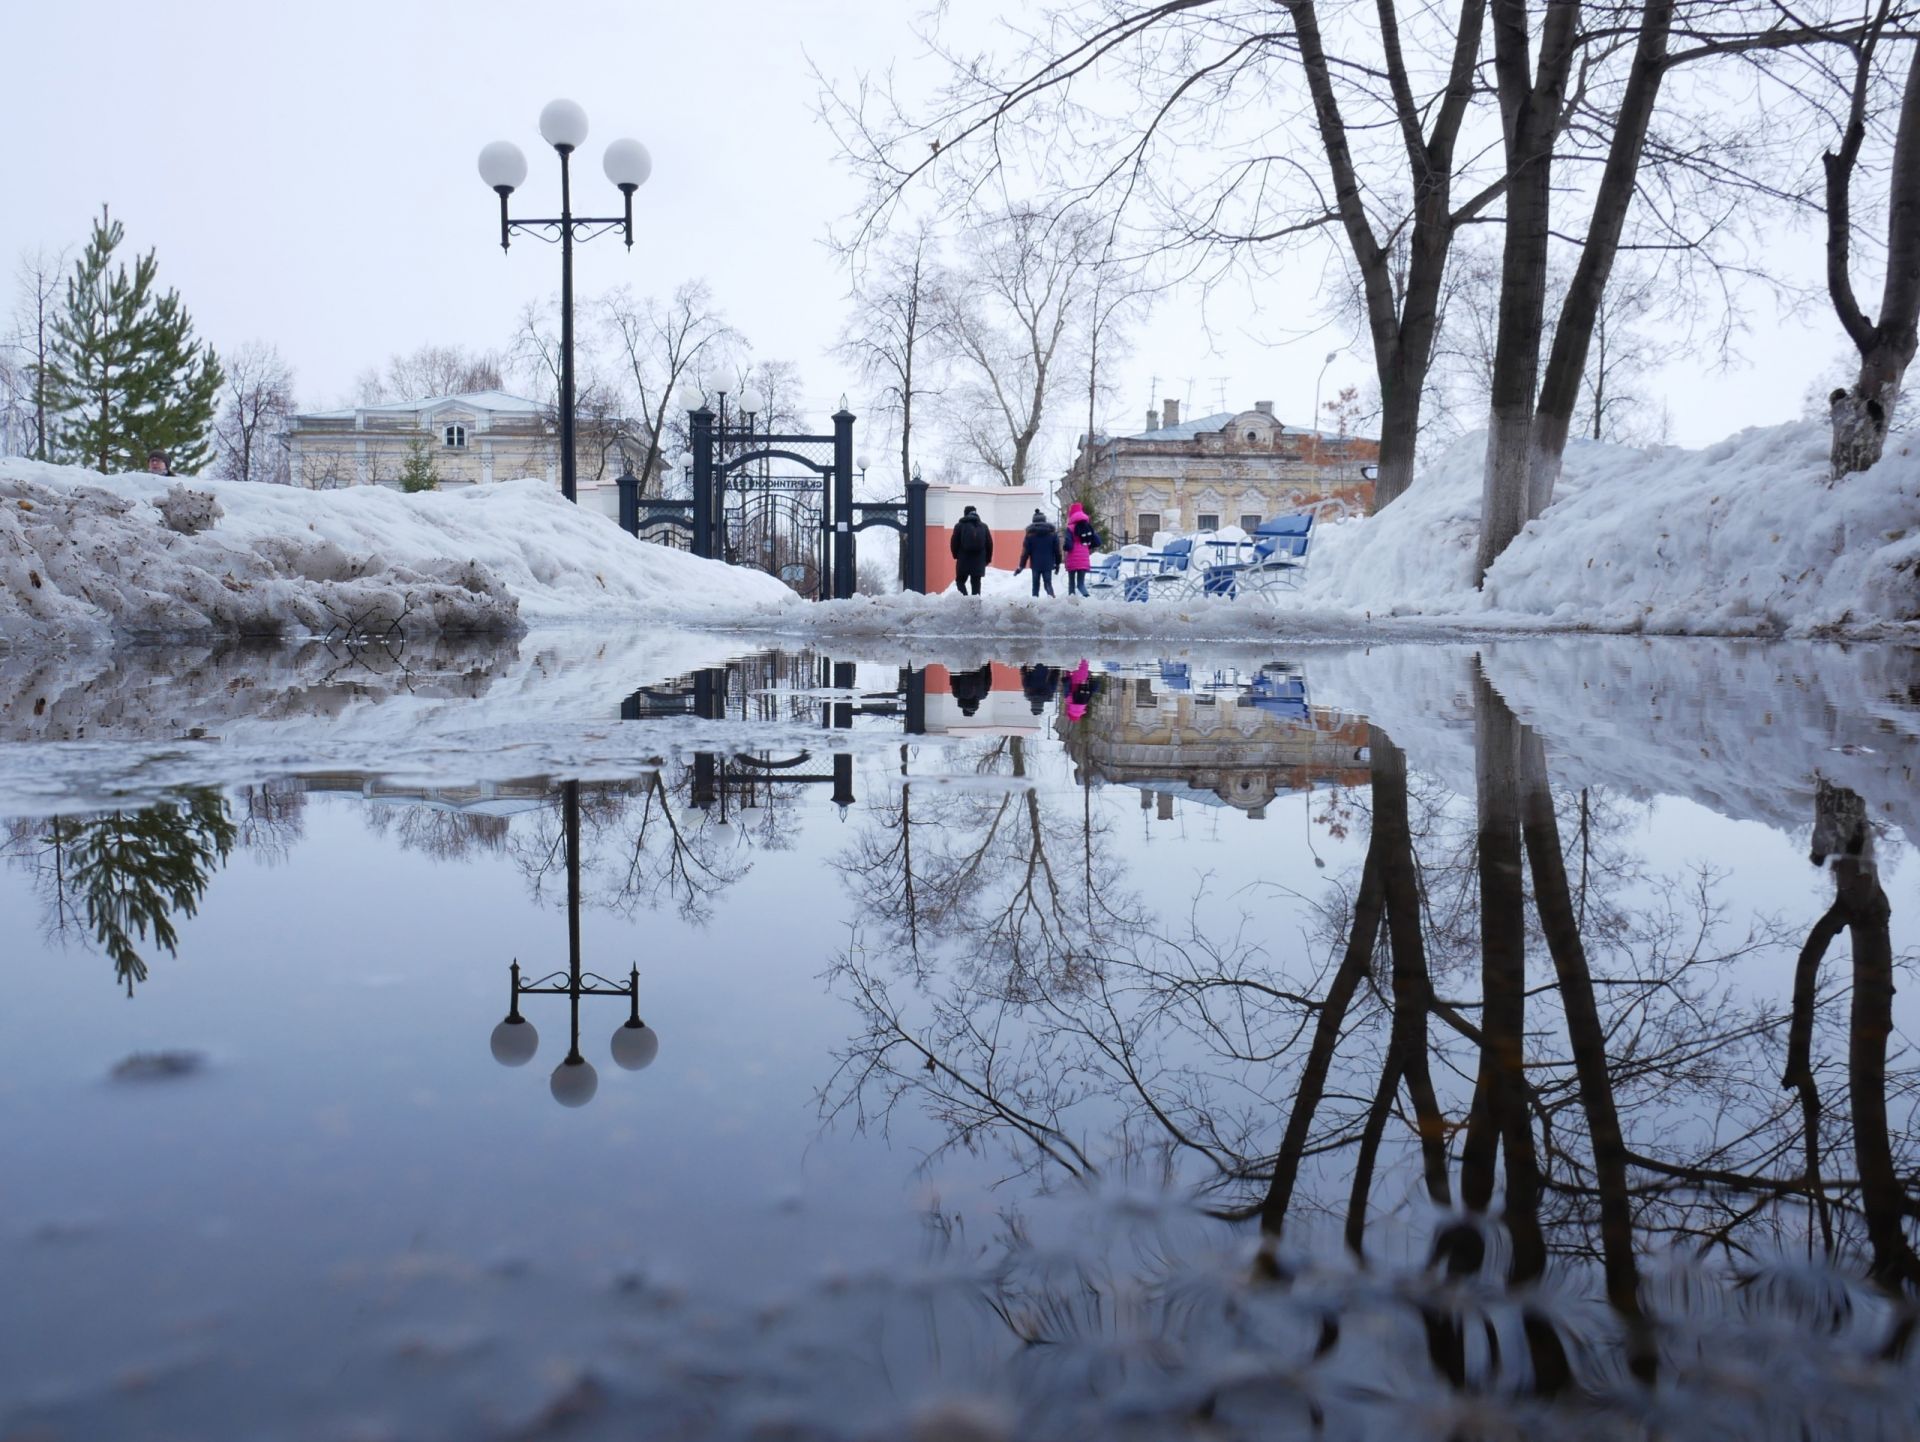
<box><xmin>1197</xmin><ymin>513</ymin><xmax>1220</xmax><ymax>532</ymax></box>
<box><xmin>1134</xmin><ymin>678</ymin><xmax>1156</xmax><ymax>707</ymax></box>
<box><xmin>443</xmin><ymin>424</ymin><xmax>467</xmax><ymax>449</ymax></box>
<box><xmin>1135</xmin><ymin>511</ymin><xmax>1161</xmax><ymax>540</ymax></box>
<box><xmin>1246</xmin><ymin>429</ymin><xmax>1259</xmax><ymax>442</ymax></box>
<box><xmin>1240</xmin><ymin>512</ymin><xmax>1262</xmax><ymax>531</ymax></box>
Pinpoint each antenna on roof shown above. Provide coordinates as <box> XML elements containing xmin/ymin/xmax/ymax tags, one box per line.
<box><xmin>1212</xmin><ymin>377</ymin><xmax>1228</xmax><ymax>413</ymax></box>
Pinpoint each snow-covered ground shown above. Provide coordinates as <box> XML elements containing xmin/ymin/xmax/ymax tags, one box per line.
<box><xmin>2</xmin><ymin>419</ymin><xmax>1915</xmax><ymax>647</ymax></box>
<box><xmin>0</xmin><ymin>459</ymin><xmax>793</xmax><ymax>647</ymax></box>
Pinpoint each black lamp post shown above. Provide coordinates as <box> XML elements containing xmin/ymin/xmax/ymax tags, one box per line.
<box><xmin>478</xmin><ymin>100</ymin><xmax>652</xmax><ymax>504</ymax></box>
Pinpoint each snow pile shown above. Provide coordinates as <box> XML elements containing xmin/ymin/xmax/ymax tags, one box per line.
<box><xmin>1308</xmin><ymin>421</ymin><xmax>1920</xmax><ymax>634</ymax></box>
<box><xmin>0</xmin><ymin>459</ymin><xmax>797</xmax><ymax>646</ymax></box>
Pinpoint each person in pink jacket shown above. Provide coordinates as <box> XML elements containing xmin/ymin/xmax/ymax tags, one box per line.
<box><xmin>1062</xmin><ymin>503</ymin><xmax>1101</xmax><ymax>596</ymax></box>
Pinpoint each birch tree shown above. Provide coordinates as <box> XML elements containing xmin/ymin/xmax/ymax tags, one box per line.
<box><xmin>601</xmin><ymin>279</ymin><xmax>742</xmax><ymax>495</ymax></box>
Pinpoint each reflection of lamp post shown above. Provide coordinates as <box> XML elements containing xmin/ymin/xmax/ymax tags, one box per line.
<box><xmin>478</xmin><ymin>100</ymin><xmax>652</xmax><ymax>505</ymax></box>
<box><xmin>489</xmin><ymin>781</ymin><xmax>659</xmax><ymax>1106</ymax></box>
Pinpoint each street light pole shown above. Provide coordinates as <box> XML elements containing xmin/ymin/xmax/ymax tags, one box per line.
<box><xmin>478</xmin><ymin>101</ymin><xmax>652</xmax><ymax>505</ymax></box>
<box><xmin>1311</xmin><ymin>349</ymin><xmax>1338</xmax><ymax>511</ymax></box>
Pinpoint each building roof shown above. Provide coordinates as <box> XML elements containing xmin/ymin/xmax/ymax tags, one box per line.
<box><xmin>1122</xmin><ymin>410</ymin><xmax>1349</xmax><ymax>444</ymax></box>
<box><xmin>1132</xmin><ymin>411</ymin><xmax>1237</xmax><ymax>441</ymax></box>
<box><xmin>294</xmin><ymin>389</ymin><xmax>545</xmax><ymax>423</ymax></box>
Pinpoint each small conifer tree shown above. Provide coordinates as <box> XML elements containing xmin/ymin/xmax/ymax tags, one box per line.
<box><xmin>45</xmin><ymin>206</ymin><xmax>223</xmax><ymax>474</ymax></box>
<box><xmin>398</xmin><ymin>438</ymin><xmax>441</xmax><ymax>493</ymax></box>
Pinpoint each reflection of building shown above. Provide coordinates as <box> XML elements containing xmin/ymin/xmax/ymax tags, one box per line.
<box><xmin>1065</xmin><ymin>668</ymin><xmax>1369</xmax><ymax>818</ymax></box>
<box><xmin>1060</xmin><ymin>398</ymin><xmax>1379</xmax><ymax>540</ymax></box>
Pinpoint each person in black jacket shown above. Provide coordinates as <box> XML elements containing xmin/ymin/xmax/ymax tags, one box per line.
<box><xmin>948</xmin><ymin>505</ymin><xmax>993</xmax><ymax>595</ymax></box>
<box><xmin>1014</xmin><ymin>510</ymin><xmax>1061</xmax><ymax>597</ymax></box>
<box><xmin>949</xmin><ymin>663</ymin><xmax>993</xmax><ymax>717</ymax></box>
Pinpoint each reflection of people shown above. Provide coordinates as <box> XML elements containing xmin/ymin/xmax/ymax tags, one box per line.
<box><xmin>1063</xmin><ymin>503</ymin><xmax>1101</xmax><ymax>597</ymax></box>
<box><xmin>949</xmin><ymin>505</ymin><xmax>993</xmax><ymax>596</ymax></box>
<box><xmin>146</xmin><ymin>449</ymin><xmax>172</xmax><ymax>476</ymax></box>
<box><xmin>950</xmin><ymin>664</ymin><xmax>993</xmax><ymax>717</ymax></box>
<box><xmin>1014</xmin><ymin>509</ymin><xmax>1060</xmax><ymax>597</ymax></box>
<box><xmin>1062</xmin><ymin>659</ymin><xmax>1097</xmax><ymax>723</ymax></box>
<box><xmin>1020</xmin><ymin>663</ymin><xmax>1059</xmax><ymax>716</ymax></box>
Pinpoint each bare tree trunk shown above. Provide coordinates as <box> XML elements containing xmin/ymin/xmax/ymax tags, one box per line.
<box><xmin>1527</xmin><ymin>0</ymin><xmax>1673</xmax><ymax>517</ymax></box>
<box><xmin>1477</xmin><ymin>0</ymin><xmax>1580</xmax><ymax>585</ymax></box>
<box><xmin>1828</xmin><ymin>27</ymin><xmax>1920</xmax><ymax>476</ymax></box>
<box><xmin>1287</xmin><ymin>0</ymin><xmax>1490</xmax><ymax>515</ymax></box>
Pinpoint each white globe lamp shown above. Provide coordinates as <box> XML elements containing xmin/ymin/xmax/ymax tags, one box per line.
<box><xmin>539</xmin><ymin>98</ymin><xmax>590</xmax><ymax>152</ymax></box>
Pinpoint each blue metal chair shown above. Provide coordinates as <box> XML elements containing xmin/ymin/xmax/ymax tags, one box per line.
<box><xmin>1242</xmin><ymin>514</ymin><xmax>1314</xmax><ymax>593</ymax></box>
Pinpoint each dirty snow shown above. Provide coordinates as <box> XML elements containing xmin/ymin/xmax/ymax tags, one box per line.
<box><xmin>0</xmin><ymin>459</ymin><xmax>795</xmax><ymax>647</ymax></box>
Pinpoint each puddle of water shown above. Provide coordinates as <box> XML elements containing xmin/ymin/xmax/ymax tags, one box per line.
<box><xmin>2</xmin><ymin>636</ymin><xmax>1919</xmax><ymax>1440</ymax></box>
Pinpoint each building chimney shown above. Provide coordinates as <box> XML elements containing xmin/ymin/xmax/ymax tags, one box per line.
<box><xmin>1254</xmin><ymin>400</ymin><xmax>1274</xmax><ymax>416</ymax></box>
<box><xmin>1162</xmin><ymin>398</ymin><xmax>1180</xmax><ymax>427</ymax></box>
<box><xmin>1146</xmin><ymin>406</ymin><xmax>1160</xmax><ymax>432</ymax></box>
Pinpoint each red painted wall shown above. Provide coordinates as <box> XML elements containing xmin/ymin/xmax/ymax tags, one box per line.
<box><xmin>925</xmin><ymin>526</ymin><xmax>1027</xmax><ymax>591</ymax></box>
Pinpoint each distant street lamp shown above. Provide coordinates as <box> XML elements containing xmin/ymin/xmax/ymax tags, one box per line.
<box><xmin>1311</xmin><ymin>349</ymin><xmax>1339</xmax><ymax>510</ymax></box>
<box><xmin>478</xmin><ymin>100</ymin><xmax>652</xmax><ymax>504</ymax></box>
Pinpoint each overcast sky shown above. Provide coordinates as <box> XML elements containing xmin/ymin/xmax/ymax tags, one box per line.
<box><xmin>5</xmin><ymin>0</ymin><xmax>1855</xmax><ymax>471</ymax></box>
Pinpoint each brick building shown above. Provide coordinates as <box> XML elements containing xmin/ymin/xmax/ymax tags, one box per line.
<box><xmin>1060</xmin><ymin>398</ymin><xmax>1378</xmax><ymax>542</ymax></box>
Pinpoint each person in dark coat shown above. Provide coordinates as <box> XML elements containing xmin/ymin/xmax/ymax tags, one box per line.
<box><xmin>948</xmin><ymin>505</ymin><xmax>993</xmax><ymax>595</ymax></box>
<box><xmin>1014</xmin><ymin>510</ymin><xmax>1061</xmax><ymax>597</ymax></box>
<box><xmin>1020</xmin><ymin>662</ymin><xmax>1060</xmax><ymax>716</ymax></box>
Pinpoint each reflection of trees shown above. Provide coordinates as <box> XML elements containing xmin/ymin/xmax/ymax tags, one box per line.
<box><xmin>3</xmin><ymin>789</ymin><xmax>236</xmax><ymax>994</ymax></box>
<box><xmin>827</xmin><ymin>654</ymin><xmax>1920</xmax><ymax>1388</ymax></box>
<box><xmin>507</xmin><ymin>769</ymin><xmax>754</xmax><ymax>926</ymax></box>
<box><xmin>834</xmin><ymin>685</ymin><xmax>1145</xmax><ymax>997</ymax></box>
<box><xmin>362</xmin><ymin>802</ymin><xmax>510</xmax><ymax>861</ymax></box>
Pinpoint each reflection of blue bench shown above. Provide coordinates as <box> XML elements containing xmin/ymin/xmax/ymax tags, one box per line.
<box><xmin>1241</xmin><ymin>671</ymin><xmax>1310</xmax><ymax>720</ymax></box>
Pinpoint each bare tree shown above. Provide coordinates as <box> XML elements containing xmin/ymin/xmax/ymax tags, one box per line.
<box><xmin>4</xmin><ymin>245</ymin><xmax>71</xmax><ymax>460</ymax></box>
<box><xmin>940</xmin><ymin>205</ymin><xmax>1095</xmax><ymax>487</ymax></box>
<box><xmin>836</xmin><ymin>222</ymin><xmax>948</xmax><ymax>495</ymax></box>
<box><xmin>822</xmin><ymin>2</ymin><xmax>1501</xmax><ymax>513</ymax></box>
<box><xmin>354</xmin><ymin>343</ymin><xmax>504</xmax><ymax>405</ymax></box>
<box><xmin>213</xmin><ymin>340</ymin><xmax>295</xmax><ymax>483</ymax></box>
<box><xmin>1825</xmin><ymin>4</ymin><xmax>1920</xmax><ymax>476</ymax></box>
<box><xmin>601</xmin><ymin>279</ymin><xmax>742</xmax><ymax>495</ymax></box>
<box><xmin>507</xmin><ymin>295</ymin><xmax>628</xmax><ymax>484</ymax></box>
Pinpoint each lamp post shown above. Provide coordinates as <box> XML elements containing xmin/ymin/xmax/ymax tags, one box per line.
<box><xmin>478</xmin><ymin>100</ymin><xmax>652</xmax><ymax>504</ymax></box>
<box><xmin>489</xmin><ymin>781</ymin><xmax>659</xmax><ymax>1106</ymax></box>
<box><xmin>1311</xmin><ymin>350</ymin><xmax>1338</xmax><ymax>511</ymax></box>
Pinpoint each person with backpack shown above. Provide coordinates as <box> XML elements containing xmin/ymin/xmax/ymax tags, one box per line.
<box><xmin>948</xmin><ymin>505</ymin><xmax>993</xmax><ymax>595</ymax></box>
<box><xmin>1014</xmin><ymin>509</ymin><xmax>1061</xmax><ymax>597</ymax></box>
<box><xmin>1062</xmin><ymin>503</ymin><xmax>1101</xmax><ymax>597</ymax></box>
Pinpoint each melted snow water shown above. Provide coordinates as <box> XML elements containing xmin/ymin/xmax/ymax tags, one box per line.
<box><xmin>3</xmin><ymin>635</ymin><xmax>1920</xmax><ymax>1441</ymax></box>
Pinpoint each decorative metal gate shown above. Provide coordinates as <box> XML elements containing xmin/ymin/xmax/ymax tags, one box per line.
<box><xmin>617</xmin><ymin>404</ymin><xmax>928</xmax><ymax>599</ymax></box>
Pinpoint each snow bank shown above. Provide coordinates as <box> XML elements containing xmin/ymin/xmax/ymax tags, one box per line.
<box><xmin>1308</xmin><ymin>421</ymin><xmax>1920</xmax><ymax>634</ymax></box>
<box><xmin>0</xmin><ymin>459</ymin><xmax>796</xmax><ymax>646</ymax></box>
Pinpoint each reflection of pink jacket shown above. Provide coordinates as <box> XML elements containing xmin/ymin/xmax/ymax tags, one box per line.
<box><xmin>1064</xmin><ymin>659</ymin><xmax>1092</xmax><ymax>722</ymax></box>
<box><xmin>1063</xmin><ymin>504</ymin><xmax>1094</xmax><ymax>573</ymax></box>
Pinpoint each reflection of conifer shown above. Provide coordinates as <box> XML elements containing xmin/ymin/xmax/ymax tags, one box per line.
<box><xmin>55</xmin><ymin>789</ymin><xmax>237</xmax><ymax>994</ymax></box>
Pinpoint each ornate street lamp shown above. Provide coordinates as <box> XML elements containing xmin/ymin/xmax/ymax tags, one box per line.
<box><xmin>478</xmin><ymin>100</ymin><xmax>652</xmax><ymax>504</ymax></box>
<box><xmin>488</xmin><ymin>781</ymin><xmax>659</xmax><ymax>1106</ymax></box>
